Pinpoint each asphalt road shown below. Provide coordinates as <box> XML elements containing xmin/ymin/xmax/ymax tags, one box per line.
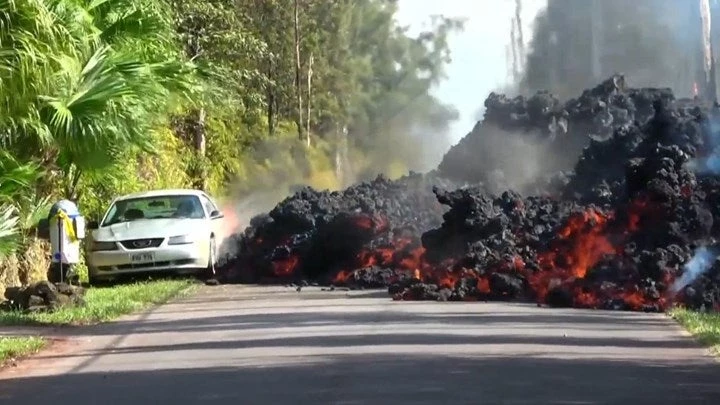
<box><xmin>1</xmin><ymin>284</ymin><xmax>719</xmax><ymax>405</ymax></box>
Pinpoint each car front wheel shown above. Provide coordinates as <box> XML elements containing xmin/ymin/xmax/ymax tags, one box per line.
<box><xmin>202</xmin><ymin>237</ymin><xmax>217</xmax><ymax>279</ymax></box>
<box><xmin>88</xmin><ymin>272</ymin><xmax>113</xmax><ymax>287</ymax></box>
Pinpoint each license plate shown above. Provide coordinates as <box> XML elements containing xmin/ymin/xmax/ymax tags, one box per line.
<box><xmin>130</xmin><ymin>253</ymin><xmax>154</xmax><ymax>263</ymax></box>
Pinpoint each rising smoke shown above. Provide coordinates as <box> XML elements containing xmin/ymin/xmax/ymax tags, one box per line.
<box><xmin>224</xmin><ymin>0</ymin><xmax>720</xmax><ymax>241</ymax></box>
<box><xmin>671</xmin><ymin>246</ymin><xmax>717</xmax><ymax>294</ymax></box>
<box><xmin>437</xmin><ymin>123</ymin><xmax>561</xmax><ymax>195</ymax></box>
<box><xmin>217</xmin><ymin>188</ymin><xmax>290</xmax><ymax>257</ymax></box>
<box><xmin>458</xmin><ymin>0</ymin><xmax>720</xmax><ymax>187</ymax></box>
<box><xmin>514</xmin><ymin>0</ymin><xmax>720</xmax><ymax>298</ymax></box>
<box><xmin>519</xmin><ymin>0</ymin><xmax>717</xmax><ymax>99</ymax></box>
<box><xmin>216</xmin><ymin>110</ymin><xmax>457</xmax><ymax>250</ymax></box>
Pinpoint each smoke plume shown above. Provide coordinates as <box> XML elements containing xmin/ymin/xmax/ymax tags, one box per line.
<box><xmin>438</xmin><ymin>124</ymin><xmax>560</xmax><ymax>195</ymax></box>
<box><xmin>671</xmin><ymin>246</ymin><xmax>717</xmax><ymax>294</ymax></box>
<box><xmin>686</xmin><ymin>110</ymin><xmax>720</xmax><ymax>174</ymax></box>
<box><xmin>520</xmin><ymin>0</ymin><xmax>716</xmax><ymax>98</ymax></box>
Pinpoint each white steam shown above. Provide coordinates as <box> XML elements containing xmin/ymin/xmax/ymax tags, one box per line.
<box><xmin>670</xmin><ymin>246</ymin><xmax>717</xmax><ymax>294</ymax></box>
<box><xmin>217</xmin><ymin>188</ymin><xmax>292</xmax><ymax>258</ymax></box>
<box><xmin>439</xmin><ymin>124</ymin><xmax>564</xmax><ymax>195</ymax></box>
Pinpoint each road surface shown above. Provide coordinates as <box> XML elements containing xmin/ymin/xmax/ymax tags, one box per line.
<box><xmin>1</xmin><ymin>284</ymin><xmax>719</xmax><ymax>404</ymax></box>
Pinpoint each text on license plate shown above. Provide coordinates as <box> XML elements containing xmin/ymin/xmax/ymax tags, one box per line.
<box><xmin>130</xmin><ymin>253</ymin><xmax>154</xmax><ymax>263</ymax></box>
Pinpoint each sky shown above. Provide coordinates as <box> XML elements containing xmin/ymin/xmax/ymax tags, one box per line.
<box><xmin>395</xmin><ymin>0</ymin><xmax>548</xmax><ymax>144</ymax></box>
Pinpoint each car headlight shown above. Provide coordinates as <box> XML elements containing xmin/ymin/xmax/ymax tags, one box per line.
<box><xmin>168</xmin><ymin>234</ymin><xmax>196</xmax><ymax>245</ymax></box>
<box><xmin>91</xmin><ymin>241</ymin><xmax>118</xmax><ymax>251</ymax></box>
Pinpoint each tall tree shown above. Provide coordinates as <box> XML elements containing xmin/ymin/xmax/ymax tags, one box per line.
<box><xmin>521</xmin><ymin>0</ymin><xmax>705</xmax><ymax>98</ymax></box>
<box><xmin>294</xmin><ymin>0</ymin><xmax>304</xmax><ymax>144</ymax></box>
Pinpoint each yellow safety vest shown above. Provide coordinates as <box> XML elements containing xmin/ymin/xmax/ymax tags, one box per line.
<box><xmin>55</xmin><ymin>210</ymin><xmax>78</xmax><ymax>242</ymax></box>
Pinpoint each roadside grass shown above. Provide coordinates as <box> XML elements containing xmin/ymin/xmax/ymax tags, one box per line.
<box><xmin>0</xmin><ymin>336</ymin><xmax>46</xmax><ymax>364</ymax></box>
<box><xmin>0</xmin><ymin>279</ymin><xmax>196</xmax><ymax>326</ymax></box>
<box><xmin>670</xmin><ymin>307</ymin><xmax>720</xmax><ymax>355</ymax></box>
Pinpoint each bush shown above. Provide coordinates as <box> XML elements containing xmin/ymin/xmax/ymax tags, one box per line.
<box><xmin>0</xmin><ymin>238</ymin><xmax>50</xmax><ymax>298</ymax></box>
<box><xmin>79</xmin><ymin>127</ymin><xmax>193</xmax><ymax>220</ymax></box>
<box><xmin>1</xmin><ymin>127</ymin><xmax>192</xmax><ymax>292</ymax></box>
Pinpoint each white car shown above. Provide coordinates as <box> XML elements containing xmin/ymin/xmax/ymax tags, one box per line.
<box><xmin>85</xmin><ymin>189</ymin><xmax>224</xmax><ymax>284</ymax></box>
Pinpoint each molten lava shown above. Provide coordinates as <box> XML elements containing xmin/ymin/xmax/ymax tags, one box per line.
<box><xmin>214</xmin><ymin>77</ymin><xmax>720</xmax><ymax>313</ymax></box>
<box><xmin>327</xmin><ymin>197</ymin><xmax>673</xmax><ymax>311</ymax></box>
<box><xmin>272</xmin><ymin>255</ymin><xmax>299</xmax><ymax>277</ymax></box>
<box><xmin>540</xmin><ymin>208</ymin><xmax>616</xmax><ymax>279</ymax></box>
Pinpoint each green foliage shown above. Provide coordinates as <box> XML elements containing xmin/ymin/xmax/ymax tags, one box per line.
<box><xmin>0</xmin><ymin>151</ymin><xmax>41</xmax><ymax>258</ymax></box>
<box><xmin>0</xmin><ymin>206</ymin><xmax>20</xmax><ymax>258</ymax></box>
<box><xmin>0</xmin><ymin>279</ymin><xmax>195</xmax><ymax>326</ymax></box>
<box><xmin>671</xmin><ymin>307</ymin><xmax>720</xmax><ymax>355</ymax></box>
<box><xmin>173</xmin><ymin>0</ymin><xmax>464</xmax><ymax>189</ymax></box>
<box><xmin>0</xmin><ymin>0</ymin><xmax>196</xmax><ymax>201</ymax></box>
<box><xmin>0</xmin><ymin>151</ymin><xmax>40</xmax><ymax>202</ymax></box>
<box><xmin>79</xmin><ymin>127</ymin><xmax>192</xmax><ymax>220</ymax></box>
<box><xmin>0</xmin><ymin>336</ymin><xmax>46</xmax><ymax>363</ymax></box>
<box><xmin>0</xmin><ymin>0</ymin><xmax>462</xmax><ymax>287</ymax></box>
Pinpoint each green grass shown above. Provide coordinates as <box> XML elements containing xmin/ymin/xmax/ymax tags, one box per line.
<box><xmin>670</xmin><ymin>307</ymin><xmax>720</xmax><ymax>355</ymax></box>
<box><xmin>0</xmin><ymin>279</ymin><xmax>196</xmax><ymax>326</ymax></box>
<box><xmin>0</xmin><ymin>336</ymin><xmax>46</xmax><ymax>363</ymax></box>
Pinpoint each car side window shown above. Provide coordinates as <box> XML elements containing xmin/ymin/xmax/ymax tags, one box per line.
<box><xmin>102</xmin><ymin>203</ymin><xmax>119</xmax><ymax>226</ymax></box>
<box><xmin>200</xmin><ymin>195</ymin><xmax>217</xmax><ymax>216</ymax></box>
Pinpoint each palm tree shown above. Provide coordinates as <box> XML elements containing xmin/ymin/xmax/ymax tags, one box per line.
<box><xmin>0</xmin><ymin>0</ymin><xmax>197</xmax><ymax>201</ymax></box>
<box><xmin>0</xmin><ymin>151</ymin><xmax>41</xmax><ymax>257</ymax></box>
<box><xmin>0</xmin><ymin>0</ymin><xmax>198</xmax><ymax>262</ymax></box>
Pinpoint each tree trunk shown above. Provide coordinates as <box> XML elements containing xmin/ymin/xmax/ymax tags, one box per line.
<box><xmin>700</xmin><ymin>0</ymin><xmax>718</xmax><ymax>102</ymax></box>
<box><xmin>515</xmin><ymin>0</ymin><xmax>524</xmax><ymax>62</ymax></box>
<box><xmin>192</xmin><ymin>107</ymin><xmax>207</xmax><ymax>191</ymax></box>
<box><xmin>294</xmin><ymin>0</ymin><xmax>304</xmax><ymax>141</ymax></box>
<box><xmin>193</xmin><ymin>108</ymin><xmax>207</xmax><ymax>153</ymax></box>
<box><xmin>266</xmin><ymin>54</ymin><xmax>276</xmax><ymax>136</ymax></box>
<box><xmin>510</xmin><ymin>17</ymin><xmax>518</xmax><ymax>82</ymax></box>
<box><xmin>64</xmin><ymin>164</ymin><xmax>83</xmax><ymax>202</ymax></box>
<box><xmin>306</xmin><ymin>53</ymin><xmax>313</xmax><ymax>147</ymax></box>
<box><xmin>334</xmin><ymin>123</ymin><xmax>342</xmax><ymax>186</ymax></box>
<box><xmin>334</xmin><ymin>124</ymin><xmax>351</xmax><ymax>188</ymax></box>
<box><xmin>179</xmin><ymin>18</ymin><xmax>207</xmax><ymax>189</ymax></box>
<box><xmin>590</xmin><ymin>0</ymin><xmax>602</xmax><ymax>82</ymax></box>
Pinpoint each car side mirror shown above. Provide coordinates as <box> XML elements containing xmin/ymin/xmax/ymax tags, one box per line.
<box><xmin>210</xmin><ymin>210</ymin><xmax>224</xmax><ymax>219</ymax></box>
<box><xmin>87</xmin><ymin>220</ymin><xmax>99</xmax><ymax>230</ymax></box>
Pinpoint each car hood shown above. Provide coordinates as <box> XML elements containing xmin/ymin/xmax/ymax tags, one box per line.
<box><xmin>92</xmin><ymin>218</ymin><xmax>206</xmax><ymax>241</ymax></box>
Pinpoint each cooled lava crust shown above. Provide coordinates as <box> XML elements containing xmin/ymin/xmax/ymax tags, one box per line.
<box><xmin>216</xmin><ymin>75</ymin><xmax>720</xmax><ymax>313</ymax></box>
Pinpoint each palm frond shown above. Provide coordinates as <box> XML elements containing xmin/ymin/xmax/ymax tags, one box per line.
<box><xmin>2</xmin><ymin>0</ymin><xmax>195</xmax><ymax>179</ymax></box>
<box><xmin>0</xmin><ymin>150</ymin><xmax>40</xmax><ymax>201</ymax></box>
<box><xmin>16</xmin><ymin>193</ymin><xmax>52</xmax><ymax>231</ymax></box>
<box><xmin>0</xmin><ymin>204</ymin><xmax>20</xmax><ymax>258</ymax></box>
<box><xmin>38</xmin><ymin>45</ymin><xmax>139</xmax><ymax>153</ymax></box>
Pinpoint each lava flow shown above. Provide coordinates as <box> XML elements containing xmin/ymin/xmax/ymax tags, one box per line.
<box><xmin>328</xmin><ymin>197</ymin><xmax>670</xmax><ymax>311</ymax></box>
<box><xmin>216</xmin><ymin>75</ymin><xmax>720</xmax><ymax>313</ymax></box>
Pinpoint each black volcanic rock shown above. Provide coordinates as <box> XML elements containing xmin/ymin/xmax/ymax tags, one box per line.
<box><xmin>217</xmin><ymin>76</ymin><xmax>720</xmax><ymax>312</ymax></box>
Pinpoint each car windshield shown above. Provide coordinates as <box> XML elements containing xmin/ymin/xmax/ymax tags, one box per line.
<box><xmin>101</xmin><ymin>194</ymin><xmax>205</xmax><ymax>226</ymax></box>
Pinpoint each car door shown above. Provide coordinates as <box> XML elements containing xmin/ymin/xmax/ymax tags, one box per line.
<box><xmin>199</xmin><ymin>194</ymin><xmax>224</xmax><ymax>239</ymax></box>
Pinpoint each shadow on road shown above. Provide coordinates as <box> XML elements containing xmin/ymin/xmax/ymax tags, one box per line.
<box><xmin>3</xmin><ymin>354</ymin><xmax>720</xmax><ymax>404</ymax></box>
<box><xmin>3</xmin><ymin>288</ymin><xmax>720</xmax><ymax>404</ymax></box>
<box><xmin>71</xmin><ymin>307</ymin><xmax>683</xmax><ymax>338</ymax></box>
